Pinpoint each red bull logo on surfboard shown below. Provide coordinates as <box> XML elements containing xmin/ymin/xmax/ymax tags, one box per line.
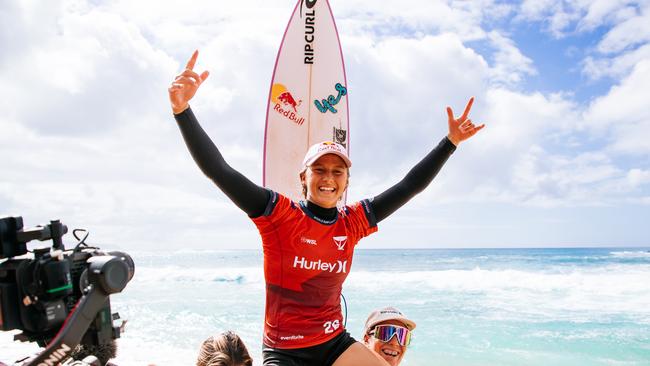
<box><xmin>271</xmin><ymin>83</ymin><xmax>305</xmax><ymax>125</ymax></box>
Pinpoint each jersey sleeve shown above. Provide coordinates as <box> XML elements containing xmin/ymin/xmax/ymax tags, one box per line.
<box><xmin>343</xmin><ymin>199</ymin><xmax>379</xmax><ymax>245</ymax></box>
<box><xmin>250</xmin><ymin>191</ymin><xmax>296</xmax><ymax>237</ymax></box>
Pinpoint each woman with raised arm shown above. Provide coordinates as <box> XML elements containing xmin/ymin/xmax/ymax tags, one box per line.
<box><xmin>169</xmin><ymin>50</ymin><xmax>484</xmax><ymax>366</ymax></box>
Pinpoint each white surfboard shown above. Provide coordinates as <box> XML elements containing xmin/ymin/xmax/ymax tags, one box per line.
<box><xmin>263</xmin><ymin>0</ymin><xmax>349</xmax><ymax>203</ymax></box>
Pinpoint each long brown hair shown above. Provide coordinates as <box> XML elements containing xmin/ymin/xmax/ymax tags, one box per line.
<box><xmin>196</xmin><ymin>331</ymin><xmax>253</xmax><ymax>366</ymax></box>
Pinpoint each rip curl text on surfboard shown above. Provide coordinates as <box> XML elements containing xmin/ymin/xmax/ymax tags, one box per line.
<box><xmin>304</xmin><ymin>9</ymin><xmax>315</xmax><ymax>64</ymax></box>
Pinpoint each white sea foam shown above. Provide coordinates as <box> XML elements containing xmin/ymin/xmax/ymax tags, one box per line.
<box><xmin>132</xmin><ymin>265</ymin><xmax>264</xmax><ymax>285</ymax></box>
<box><xmin>610</xmin><ymin>250</ymin><xmax>650</xmax><ymax>258</ymax></box>
<box><xmin>124</xmin><ymin>263</ymin><xmax>650</xmax><ymax>321</ymax></box>
<box><xmin>128</xmin><ymin>263</ymin><xmax>650</xmax><ymax>319</ymax></box>
<box><xmin>345</xmin><ymin>265</ymin><xmax>650</xmax><ymax>321</ymax></box>
<box><xmin>348</xmin><ymin>265</ymin><xmax>650</xmax><ymax>293</ymax></box>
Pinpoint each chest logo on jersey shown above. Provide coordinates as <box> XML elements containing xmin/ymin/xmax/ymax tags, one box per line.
<box><xmin>293</xmin><ymin>256</ymin><xmax>348</xmax><ymax>274</ymax></box>
<box><xmin>333</xmin><ymin>236</ymin><xmax>347</xmax><ymax>251</ymax></box>
<box><xmin>300</xmin><ymin>236</ymin><xmax>317</xmax><ymax>245</ymax></box>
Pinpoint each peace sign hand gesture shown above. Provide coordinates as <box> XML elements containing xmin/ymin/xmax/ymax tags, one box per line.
<box><xmin>169</xmin><ymin>50</ymin><xmax>210</xmax><ymax>115</ymax></box>
<box><xmin>446</xmin><ymin>97</ymin><xmax>485</xmax><ymax>146</ymax></box>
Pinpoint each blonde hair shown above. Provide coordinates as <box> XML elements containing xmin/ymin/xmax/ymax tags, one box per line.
<box><xmin>196</xmin><ymin>331</ymin><xmax>253</xmax><ymax>366</ymax></box>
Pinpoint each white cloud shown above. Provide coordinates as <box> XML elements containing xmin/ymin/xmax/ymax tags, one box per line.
<box><xmin>626</xmin><ymin>168</ymin><xmax>650</xmax><ymax>186</ymax></box>
<box><xmin>518</xmin><ymin>1</ymin><xmax>650</xmax><ymax>82</ymax></box>
<box><xmin>596</xmin><ymin>3</ymin><xmax>650</xmax><ymax>54</ymax></box>
<box><xmin>486</xmin><ymin>31</ymin><xmax>537</xmax><ymax>86</ymax></box>
<box><xmin>434</xmin><ymin>89</ymin><xmax>587</xmax><ymax>207</ymax></box>
<box><xmin>516</xmin><ymin>1</ymin><xmax>650</xmax><ymax>83</ymax></box>
<box><xmin>510</xmin><ymin>149</ymin><xmax>623</xmax><ymax>207</ymax></box>
<box><xmin>0</xmin><ymin>180</ymin><xmax>260</xmax><ymax>250</ymax></box>
<box><xmin>484</xmin><ymin>88</ymin><xmax>579</xmax><ymax>148</ymax></box>
<box><xmin>583</xmin><ymin>43</ymin><xmax>650</xmax><ymax>79</ymax></box>
<box><xmin>518</xmin><ymin>0</ymin><xmax>580</xmax><ymax>37</ymax></box>
<box><xmin>517</xmin><ymin>0</ymin><xmax>643</xmax><ymax>38</ymax></box>
<box><xmin>583</xmin><ymin>59</ymin><xmax>650</xmax><ymax>155</ymax></box>
<box><xmin>0</xmin><ymin>1</ymin><xmax>176</xmax><ymax>136</ymax></box>
<box><xmin>335</xmin><ymin>0</ymin><xmax>498</xmax><ymax>41</ymax></box>
<box><xmin>415</xmin><ymin>82</ymin><xmax>649</xmax><ymax>208</ymax></box>
<box><xmin>579</xmin><ymin>2</ymin><xmax>650</xmax><ymax>80</ymax></box>
<box><xmin>578</xmin><ymin>0</ymin><xmax>639</xmax><ymax>31</ymax></box>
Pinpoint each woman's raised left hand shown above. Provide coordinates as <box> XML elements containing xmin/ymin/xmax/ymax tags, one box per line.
<box><xmin>446</xmin><ymin>97</ymin><xmax>485</xmax><ymax>146</ymax></box>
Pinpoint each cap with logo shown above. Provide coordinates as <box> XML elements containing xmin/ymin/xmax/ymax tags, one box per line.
<box><xmin>363</xmin><ymin>306</ymin><xmax>416</xmax><ymax>335</ymax></box>
<box><xmin>302</xmin><ymin>141</ymin><xmax>352</xmax><ymax>168</ymax></box>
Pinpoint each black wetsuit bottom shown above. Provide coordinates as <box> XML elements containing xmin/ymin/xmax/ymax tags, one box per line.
<box><xmin>262</xmin><ymin>331</ymin><xmax>357</xmax><ymax>366</ymax></box>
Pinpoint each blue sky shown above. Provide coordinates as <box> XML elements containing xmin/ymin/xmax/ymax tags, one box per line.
<box><xmin>501</xmin><ymin>24</ymin><xmax>611</xmax><ymax>99</ymax></box>
<box><xmin>1</xmin><ymin>0</ymin><xmax>649</xmax><ymax>249</ymax></box>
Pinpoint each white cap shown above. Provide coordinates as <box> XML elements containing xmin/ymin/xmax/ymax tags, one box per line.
<box><xmin>363</xmin><ymin>306</ymin><xmax>416</xmax><ymax>335</ymax></box>
<box><xmin>302</xmin><ymin>141</ymin><xmax>352</xmax><ymax>168</ymax></box>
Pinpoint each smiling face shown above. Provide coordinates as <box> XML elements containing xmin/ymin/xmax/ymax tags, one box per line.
<box><xmin>300</xmin><ymin>153</ymin><xmax>349</xmax><ymax>208</ymax></box>
<box><xmin>363</xmin><ymin>320</ymin><xmax>408</xmax><ymax>366</ymax></box>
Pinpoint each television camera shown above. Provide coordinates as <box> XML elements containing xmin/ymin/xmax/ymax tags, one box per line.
<box><xmin>0</xmin><ymin>216</ymin><xmax>134</xmax><ymax>365</ymax></box>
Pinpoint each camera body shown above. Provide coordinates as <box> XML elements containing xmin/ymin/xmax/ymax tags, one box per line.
<box><xmin>0</xmin><ymin>216</ymin><xmax>133</xmax><ymax>364</ymax></box>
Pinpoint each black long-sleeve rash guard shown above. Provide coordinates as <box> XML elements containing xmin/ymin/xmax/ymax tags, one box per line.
<box><xmin>174</xmin><ymin>107</ymin><xmax>456</xmax><ymax>224</ymax></box>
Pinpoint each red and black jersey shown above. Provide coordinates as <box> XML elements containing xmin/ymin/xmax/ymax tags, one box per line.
<box><xmin>252</xmin><ymin>191</ymin><xmax>378</xmax><ymax>349</ymax></box>
<box><xmin>175</xmin><ymin>108</ymin><xmax>455</xmax><ymax>350</ymax></box>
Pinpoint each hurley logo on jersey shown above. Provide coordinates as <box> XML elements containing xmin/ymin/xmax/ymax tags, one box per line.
<box><xmin>293</xmin><ymin>256</ymin><xmax>348</xmax><ymax>274</ymax></box>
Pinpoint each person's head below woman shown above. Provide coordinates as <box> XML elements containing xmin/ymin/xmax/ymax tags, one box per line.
<box><xmin>299</xmin><ymin>141</ymin><xmax>352</xmax><ymax>208</ymax></box>
<box><xmin>196</xmin><ymin>331</ymin><xmax>253</xmax><ymax>366</ymax></box>
<box><xmin>363</xmin><ymin>307</ymin><xmax>416</xmax><ymax>366</ymax></box>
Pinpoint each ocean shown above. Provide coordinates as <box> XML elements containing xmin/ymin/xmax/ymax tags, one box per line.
<box><xmin>2</xmin><ymin>248</ymin><xmax>649</xmax><ymax>365</ymax></box>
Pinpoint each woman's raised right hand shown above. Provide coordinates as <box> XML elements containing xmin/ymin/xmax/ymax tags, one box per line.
<box><xmin>168</xmin><ymin>50</ymin><xmax>210</xmax><ymax>114</ymax></box>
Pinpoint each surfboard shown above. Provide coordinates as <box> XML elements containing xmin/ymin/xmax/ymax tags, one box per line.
<box><xmin>263</xmin><ymin>0</ymin><xmax>349</xmax><ymax>203</ymax></box>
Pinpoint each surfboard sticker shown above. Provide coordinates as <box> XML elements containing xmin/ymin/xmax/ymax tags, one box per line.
<box><xmin>263</xmin><ymin>0</ymin><xmax>349</xmax><ymax>203</ymax></box>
